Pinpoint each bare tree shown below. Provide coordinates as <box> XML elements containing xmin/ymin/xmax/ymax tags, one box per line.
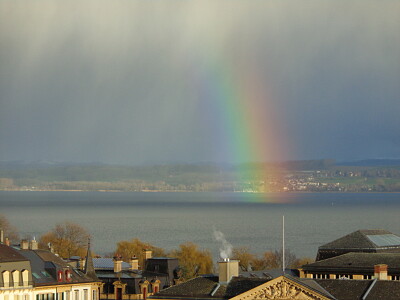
<box><xmin>39</xmin><ymin>222</ymin><xmax>90</xmax><ymax>258</ymax></box>
<box><xmin>0</xmin><ymin>214</ymin><xmax>19</xmax><ymax>243</ymax></box>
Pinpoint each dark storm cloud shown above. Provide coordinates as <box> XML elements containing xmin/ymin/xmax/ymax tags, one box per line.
<box><xmin>0</xmin><ymin>1</ymin><xmax>399</xmax><ymax>164</ymax></box>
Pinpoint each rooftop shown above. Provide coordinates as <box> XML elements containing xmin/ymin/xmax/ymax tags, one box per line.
<box><xmin>319</xmin><ymin>230</ymin><xmax>400</xmax><ymax>250</ymax></box>
<box><xmin>303</xmin><ymin>252</ymin><xmax>400</xmax><ymax>272</ymax></box>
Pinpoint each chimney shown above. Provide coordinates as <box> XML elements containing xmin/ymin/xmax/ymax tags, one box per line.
<box><xmin>30</xmin><ymin>238</ymin><xmax>38</xmax><ymax>250</ymax></box>
<box><xmin>113</xmin><ymin>256</ymin><xmax>123</xmax><ymax>273</ymax></box>
<box><xmin>130</xmin><ymin>256</ymin><xmax>139</xmax><ymax>271</ymax></box>
<box><xmin>80</xmin><ymin>258</ymin><xmax>86</xmax><ymax>271</ymax></box>
<box><xmin>374</xmin><ymin>264</ymin><xmax>388</xmax><ymax>280</ymax></box>
<box><xmin>0</xmin><ymin>229</ymin><xmax>4</xmax><ymax>244</ymax></box>
<box><xmin>142</xmin><ymin>249</ymin><xmax>152</xmax><ymax>269</ymax></box>
<box><xmin>5</xmin><ymin>237</ymin><xmax>10</xmax><ymax>246</ymax></box>
<box><xmin>218</xmin><ymin>259</ymin><xmax>239</xmax><ymax>284</ymax></box>
<box><xmin>21</xmin><ymin>239</ymin><xmax>29</xmax><ymax>250</ymax></box>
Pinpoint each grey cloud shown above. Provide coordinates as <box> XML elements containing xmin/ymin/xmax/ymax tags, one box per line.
<box><xmin>0</xmin><ymin>1</ymin><xmax>399</xmax><ymax>164</ymax></box>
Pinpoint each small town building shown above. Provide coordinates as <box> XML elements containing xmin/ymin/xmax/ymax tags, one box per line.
<box><xmin>0</xmin><ymin>244</ymin><xmax>34</xmax><ymax>300</ymax></box>
<box><xmin>88</xmin><ymin>250</ymin><xmax>179</xmax><ymax>300</ymax></box>
<box><xmin>300</xmin><ymin>252</ymin><xmax>400</xmax><ymax>280</ymax></box>
<box><xmin>0</xmin><ymin>239</ymin><xmax>101</xmax><ymax>300</ymax></box>
<box><xmin>150</xmin><ymin>258</ymin><xmax>400</xmax><ymax>300</ymax></box>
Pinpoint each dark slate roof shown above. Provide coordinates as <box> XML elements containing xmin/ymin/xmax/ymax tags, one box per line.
<box><xmin>319</xmin><ymin>230</ymin><xmax>400</xmax><ymax>250</ymax></box>
<box><xmin>364</xmin><ymin>280</ymin><xmax>400</xmax><ymax>300</ymax></box>
<box><xmin>19</xmin><ymin>249</ymin><xmax>99</xmax><ymax>286</ymax></box>
<box><xmin>93</xmin><ymin>258</ymin><xmax>130</xmax><ymax>270</ymax></box>
<box><xmin>239</xmin><ymin>268</ymin><xmax>298</xmax><ymax>280</ymax></box>
<box><xmin>0</xmin><ymin>244</ymin><xmax>28</xmax><ymax>262</ymax></box>
<box><xmin>155</xmin><ymin>276</ymin><xmax>219</xmax><ymax>298</ymax></box>
<box><xmin>303</xmin><ymin>252</ymin><xmax>400</xmax><ymax>272</ymax></box>
<box><xmin>314</xmin><ymin>279</ymin><xmax>400</xmax><ymax>300</ymax></box>
<box><xmin>96</xmin><ymin>272</ymin><xmax>141</xmax><ymax>279</ymax></box>
<box><xmin>222</xmin><ymin>277</ymin><xmax>270</xmax><ymax>299</ymax></box>
<box><xmin>314</xmin><ymin>279</ymin><xmax>371</xmax><ymax>300</ymax></box>
<box><xmin>153</xmin><ymin>275</ymin><xmax>269</xmax><ymax>299</ymax></box>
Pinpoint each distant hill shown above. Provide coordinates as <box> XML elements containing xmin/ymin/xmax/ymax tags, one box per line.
<box><xmin>338</xmin><ymin>159</ymin><xmax>400</xmax><ymax>167</ymax></box>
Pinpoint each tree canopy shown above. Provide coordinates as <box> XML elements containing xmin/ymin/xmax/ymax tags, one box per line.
<box><xmin>169</xmin><ymin>242</ymin><xmax>213</xmax><ymax>280</ymax></box>
<box><xmin>0</xmin><ymin>214</ymin><xmax>19</xmax><ymax>243</ymax></box>
<box><xmin>39</xmin><ymin>222</ymin><xmax>90</xmax><ymax>258</ymax></box>
<box><xmin>114</xmin><ymin>238</ymin><xmax>166</xmax><ymax>268</ymax></box>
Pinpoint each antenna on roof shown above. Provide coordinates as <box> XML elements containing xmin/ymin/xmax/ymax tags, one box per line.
<box><xmin>282</xmin><ymin>215</ymin><xmax>285</xmax><ymax>274</ymax></box>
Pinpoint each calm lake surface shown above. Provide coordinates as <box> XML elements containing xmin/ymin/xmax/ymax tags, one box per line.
<box><xmin>1</xmin><ymin>191</ymin><xmax>400</xmax><ymax>259</ymax></box>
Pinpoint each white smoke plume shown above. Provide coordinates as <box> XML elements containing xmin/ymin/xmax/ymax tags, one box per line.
<box><xmin>213</xmin><ymin>229</ymin><xmax>233</xmax><ymax>260</ymax></box>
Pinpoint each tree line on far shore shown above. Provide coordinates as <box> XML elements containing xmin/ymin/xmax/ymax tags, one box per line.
<box><xmin>0</xmin><ymin>215</ymin><xmax>313</xmax><ymax>280</ymax></box>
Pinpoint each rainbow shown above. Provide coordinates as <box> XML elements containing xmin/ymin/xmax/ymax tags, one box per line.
<box><xmin>194</xmin><ymin>53</ymin><xmax>290</xmax><ymax>200</ymax></box>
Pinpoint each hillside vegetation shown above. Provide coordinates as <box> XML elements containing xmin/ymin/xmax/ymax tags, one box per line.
<box><xmin>0</xmin><ymin>159</ymin><xmax>400</xmax><ymax>192</ymax></box>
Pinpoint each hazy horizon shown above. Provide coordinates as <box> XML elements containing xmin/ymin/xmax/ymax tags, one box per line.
<box><xmin>1</xmin><ymin>1</ymin><xmax>399</xmax><ymax>165</ymax></box>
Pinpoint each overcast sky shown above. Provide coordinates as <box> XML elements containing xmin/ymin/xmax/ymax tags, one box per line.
<box><xmin>0</xmin><ymin>1</ymin><xmax>399</xmax><ymax>165</ymax></box>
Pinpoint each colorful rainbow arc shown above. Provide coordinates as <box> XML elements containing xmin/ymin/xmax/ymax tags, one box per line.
<box><xmin>195</xmin><ymin>54</ymin><xmax>290</xmax><ymax>201</ymax></box>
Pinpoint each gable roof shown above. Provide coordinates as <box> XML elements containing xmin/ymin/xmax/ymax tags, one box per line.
<box><xmin>319</xmin><ymin>230</ymin><xmax>400</xmax><ymax>250</ymax></box>
<box><xmin>153</xmin><ymin>276</ymin><xmax>269</xmax><ymax>299</ymax></box>
<box><xmin>229</xmin><ymin>275</ymin><xmax>335</xmax><ymax>300</ymax></box>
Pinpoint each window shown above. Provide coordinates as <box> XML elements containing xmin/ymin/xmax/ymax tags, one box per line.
<box><xmin>363</xmin><ymin>275</ymin><xmax>372</xmax><ymax>280</ymax></box>
<box><xmin>24</xmin><ymin>295</ymin><xmax>30</xmax><ymax>300</ymax></box>
<box><xmin>83</xmin><ymin>289</ymin><xmax>88</xmax><ymax>300</ymax></box>
<box><xmin>12</xmin><ymin>270</ymin><xmax>20</xmax><ymax>286</ymax></box>
<box><xmin>65</xmin><ymin>291</ymin><xmax>70</xmax><ymax>300</ymax></box>
<box><xmin>92</xmin><ymin>290</ymin><xmax>97</xmax><ymax>300</ymax></box>
<box><xmin>392</xmin><ymin>275</ymin><xmax>400</xmax><ymax>280</ymax></box>
<box><xmin>41</xmin><ymin>271</ymin><xmax>51</xmax><ymax>278</ymax></box>
<box><xmin>65</xmin><ymin>270</ymin><xmax>72</xmax><ymax>282</ymax></box>
<box><xmin>2</xmin><ymin>271</ymin><xmax>10</xmax><ymax>288</ymax></box>
<box><xmin>57</xmin><ymin>271</ymin><xmax>63</xmax><ymax>282</ymax></box>
<box><xmin>74</xmin><ymin>290</ymin><xmax>79</xmax><ymax>300</ymax></box>
<box><xmin>22</xmin><ymin>270</ymin><xmax>30</xmax><ymax>286</ymax></box>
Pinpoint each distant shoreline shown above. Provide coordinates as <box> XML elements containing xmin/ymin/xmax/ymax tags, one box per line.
<box><xmin>1</xmin><ymin>189</ymin><xmax>400</xmax><ymax>194</ymax></box>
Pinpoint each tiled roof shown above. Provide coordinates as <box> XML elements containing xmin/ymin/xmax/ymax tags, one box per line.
<box><xmin>319</xmin><ymin>230</ymin><xmax>400</xmax><ymax>250</ymax></box>
<box><xmin>0</xmin><ymin>244</ymin><xmax>28</xmax><ymax>262</ymax></box>
<box><xmin>303</xmin><ymin>252</ymin><xmax>400</xmax><ymax>272</ymax></box>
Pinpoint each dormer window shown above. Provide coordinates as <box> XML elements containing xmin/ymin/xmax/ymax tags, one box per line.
<box><xmin>22</xmin><ymin>270</ymin><xmax>29</xmax><ymax>286</ymax></box>
<box><xmin>65</xmin><ymin>270</ymin><xmax>72</xmax><ymax>282</ymax></box>
<box><xmin>2</xmin><ymin>271</ymin><xmax>10</xmax><ymax>288</ymax></box>
<box><xmin>12</xmin><ymin>270</ymin><xmax>20</xmax><ymax>287</ymax></box>
<box><xmin>57</xmin><ymin>271</ymin><xmax>63</xmax><ymax>282</ymax></box>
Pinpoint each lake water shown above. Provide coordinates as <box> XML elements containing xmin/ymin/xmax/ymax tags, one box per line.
<box><xmin>1</xmin><ymin>191</ymin><xmax>400</xmax><ymax>260</ymax></box>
